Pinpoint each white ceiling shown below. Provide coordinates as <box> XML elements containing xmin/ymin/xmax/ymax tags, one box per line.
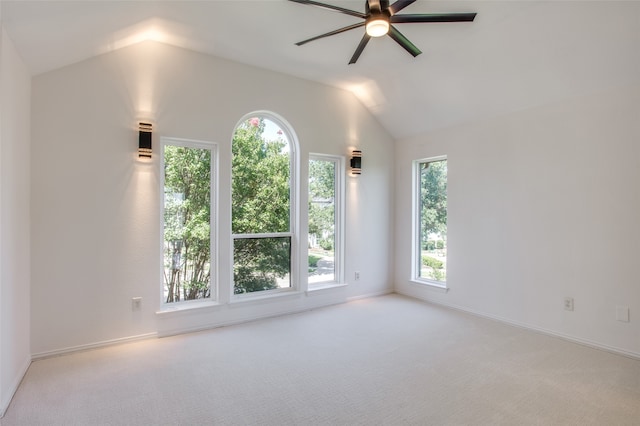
<box><xmin>2</xmin><ymin>0</ymin><xmax>639</xmax><ymax>139</ymax></box>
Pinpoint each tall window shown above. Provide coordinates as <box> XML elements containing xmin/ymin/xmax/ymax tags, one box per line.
<box><xmin>162</xmin><ymin>138</ymin><xmax>217</xmax><ymax>304</ymax></box>
<box><xmin>231</xmin><ymin>114</ymin><xmax>296</xmax><ymax>295</ymax></box>
<box><xmin>414</xmin><ymin>157</ymin><xmax>447</xmax><ymax>285</ymax></box>
<box><xmin>308</xmin><ymin>154</ymin><xmax>344</xmax><ymax>286</ymax></box>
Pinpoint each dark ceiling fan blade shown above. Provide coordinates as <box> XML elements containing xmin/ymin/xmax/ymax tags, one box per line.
<box><xmin>387</xmin><ymin>25</ymin><xmax>421</xmax><ymax>57</ymax></box>
<box><xmin>288</xmin><ymin>0</ymin><xmax>366</xmax><ymax>19</ymax></box>
<box><xmin>390</xmin><ymin>13</ymin><xmax>477</xmax><ymax>24</ymax></box>
<box><xmin>388</xmin><ymin>0</ymin><xmax>416</xmax><ymax>15</ymax></box>
<box><xmin>295</xmin><ymin>22</ymin><xmax>365</xmax><ymax>46</ymax></box>
<box><xmin>349</xmin><ymin>34</ymin><xmax>372</xmax><ymax>64</ymax></box>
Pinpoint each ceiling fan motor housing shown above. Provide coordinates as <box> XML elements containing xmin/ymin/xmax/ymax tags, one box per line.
<box><xmin>365</xmin><ymin>0</ymin><xmax>391</xmax><ymax>15</ymax></box>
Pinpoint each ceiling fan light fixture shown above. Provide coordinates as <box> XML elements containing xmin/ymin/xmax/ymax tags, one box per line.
<box><xmin>365</xmin><ymin>18</ymin><xmax>389</xmax><ymax>37</ymax></box>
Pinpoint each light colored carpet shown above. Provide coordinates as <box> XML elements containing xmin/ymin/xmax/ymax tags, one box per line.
<box><xmin>2</xmin><ymin>294</ymin><xmax>639</xmax><ymax>425</ymax></box>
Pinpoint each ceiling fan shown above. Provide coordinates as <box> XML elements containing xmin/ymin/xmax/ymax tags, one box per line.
<box><xmin>289</xmin><ymin>0</ymin><xmax>477</xmax><ymax>64</ymax></box>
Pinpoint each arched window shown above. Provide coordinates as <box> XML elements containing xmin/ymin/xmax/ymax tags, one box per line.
<box><xmin>231</xmin><ymin>112</ymin><xmax>298</xmax><ymax>295</ymax></box>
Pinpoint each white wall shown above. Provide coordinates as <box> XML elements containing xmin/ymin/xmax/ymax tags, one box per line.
<box><xmin>0</xmin><ymin>26</ymin><xmax>31</xmax><ymax>416</ymax></box>
<box><xmin>31</xmin><ymin>41</ymin><xmax>394</xmax><ymax>355</ymax></box>
<box><xmin>395</xmin><ymin>84</ymin><xmax>640</xmax><ymax>357</ymax></box>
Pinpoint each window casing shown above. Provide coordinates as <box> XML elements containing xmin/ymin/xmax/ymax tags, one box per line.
<box><xmin>308</xmin><ymin>154</ymin><xmax>345</xmax><ymax>286</ymax></box>
<box><xmin>161</xmin><ymin>137</ymin><xmax>217</xmax><ymax>305</ymax></box>
<box><xmin>412</xmin><ymin>156</ymin><xmax>447</xmax><ymax>287</ymax></box>
<box><xmin>231</xmin><ymin>113</ymin><xmax>298</xmax><ymax>296</ymax></box>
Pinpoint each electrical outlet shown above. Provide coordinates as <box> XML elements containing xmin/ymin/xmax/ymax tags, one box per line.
<box><xmin>616</xmin><ymin>306</ymin><xmax>630</xmax><ymax>323</ymax></box>
<box><xmin>354</xmin><ymin>271</ymin><xmax>360</xmax><ymax>281</ymax></box>
<box><xmin>564</xmin><ymin>297</ymin><xmax>574</xmax><ymax>311</ymax></box>
<box><xmin>132</xmin><ymin>297</ymin><xmax>142</xmax><ymax>311</ymax></box>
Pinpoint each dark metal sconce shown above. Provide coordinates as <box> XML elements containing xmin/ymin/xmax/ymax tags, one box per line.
<box><xmin>350</xmin><ymin>150</ymin><xmax>362</xmax><ymax>175</ymax></box>
<box><xmin>138</xmin><ymin>122</ymin><xmax>152</xmax><ymax>159</ymax></box>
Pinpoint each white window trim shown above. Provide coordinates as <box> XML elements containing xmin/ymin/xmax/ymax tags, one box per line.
<box><xmin>231</xmin><ymin>111</ymin><xmax>300</xmax><ymax>300</ymax></box>
<box><xmin>411</xmin><ymin>155</ymin><xmax>448</xmax><ymax>290</ymax></box>
<box><xmin>307</xmin><ymin>153</ymin><xmax>345</xmax><ymax>289</ymax></box>
<box><xmin>159</xmin><ymin>137</ymin><xmax>219</xmax><ymax>310</ymax></box>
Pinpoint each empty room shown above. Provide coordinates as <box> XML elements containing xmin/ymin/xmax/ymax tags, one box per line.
<box><xmin>1</xmin><ymin>0</ymin><xmax>639</xmax><ymax>424</ymax></box>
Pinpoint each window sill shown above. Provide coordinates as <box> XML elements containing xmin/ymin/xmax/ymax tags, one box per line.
<box><xmin>410</xmin><ymin>279</ymin><xmax>450</xmax><ymax>293</ymax></box>
<box><xmin>306</xmin><ymin>282</ymin><xmax>347</xmax><ymax>295</ymax></box>
<box><xmin>156</xmin><ymin>300</ymin><xmax>221</xmax><ymax>316</ymax></box>
<box><xmin>230</xmin><ymin>288</ymin><xmax>302</xmax><ymax>305</ymax></box>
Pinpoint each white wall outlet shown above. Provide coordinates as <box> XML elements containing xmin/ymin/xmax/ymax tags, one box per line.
<box><xmin>354</xmin><ymin>271</ymin><xmax>360</xmax><ymax>281</ymax></box>
<box><xmin>616</xmin><ymin>306</ymin><xmax>630</xmax><ymax>323</ymax></box>
<box><xmin>564</xmin><ymin>297</ymin><xmax>574</xmax><ymax>311</ymax></box>
<box><xmin>132</xmin><ymin>297</ymin><xmax>142</xmax><ymax>311</ymax></box>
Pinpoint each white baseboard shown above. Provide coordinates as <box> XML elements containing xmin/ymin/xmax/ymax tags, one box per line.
<box><xmin>31</xmin><ymin>291</ymin><xmax>395</xmax><ymax>357</ymax></box>
<box><xmin>159</xmin><ymin>301</ymin><xmax>345</xmax><ymax>338</ymax></box>
<box><xmin>31</xmin><ymin>332</ymin><xmax>158</xmax><ymax>361</ymax></box>
<box><xmin>159</xmin><ymin>290</ymin><xmax>394</xmax><ymax>338</ymax></box>
<box><xmin>0</xmin><ymin>356</ymin><xmax>31</xmax><ymax>418</ymax></box>
<box><xmin>347</xmin><ymin>289</ymin><xmax>393</xmax><ymax>302</ymax></box>
<box><xmin>396</xmin><ymin>289</ymin><xmax>640</xmax><ymax>360</ymax></box>
<box><xmin>158</xmin><ymin>308</ymin><xmax>307</xmax><ymax>338</ymax></box>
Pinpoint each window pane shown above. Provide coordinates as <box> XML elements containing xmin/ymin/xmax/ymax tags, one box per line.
<box><xmin>163</xmin><ymin>145</ymin><xmax>211</xmax><ymax>302</ymax></box>
<box><xmin>232</xmin><ymin>117</ymin><xmax>290</xmax><ymax>234</ymax></box>
<box><xmin>419</xmin><ymin>159</ymin><xmax>447</xmax><ymax>282</ymax></box>
<box><xmin>308</xmin><ymin>159</ymin><xmax>336</xmax><ymax>283</ymax></box>
<box><xmin>233</xmin><ymin>237</ymin><xmax>291</xmax><ymax>294</ymax></box>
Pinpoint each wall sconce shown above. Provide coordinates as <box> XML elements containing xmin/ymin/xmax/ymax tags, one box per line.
<box><xmin>138</xmin><ymin>122</ymin><xmax>153</xmax><ymax>159</ymax></box>
<box><xmin>350</xmin><ymin>150</ymin><xmax>362</xmax><ymax>175</ymax></box>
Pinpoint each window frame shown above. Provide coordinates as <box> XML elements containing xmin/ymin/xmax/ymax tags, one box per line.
<box><xmin>307</xmin><ymin>153</ymin><xmax>346</xmax><ymax>288</ymax></box>
<box><xmin>231</xmin><ymin>111</ymin><xmax>299</xmax><ymax>299</ymax></box>
<box><xmin>160</xmin><ymin>137</ymin><xmax>218</xmax><ymax>308</ymax></box>
<box><xmin>411</xmin><ymin>155</ymin><xmax>448</xmax><ymax>289</ymax></box>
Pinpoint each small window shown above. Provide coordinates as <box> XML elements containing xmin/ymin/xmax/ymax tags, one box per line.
<box><xmin>162</xmin><ymin>138</ymin><xmax>217</xmax><ymax>304</ymax></box>
<box><xmin>413</xmin><ymin>157</ymin><xmax>447</xmax><ymax>286</ymax></box>
<box><xmin>231</xmin><ymin>113</ymin><xmax>297</xmax><ymax>296</ymax></box>
<box><xmin>308</xmin><ymin>154</ymin><xmax>344</xmax><ymax>286</ymax></box>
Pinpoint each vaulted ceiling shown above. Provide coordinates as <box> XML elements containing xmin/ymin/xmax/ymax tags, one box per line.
<box><xmin>2</xmin><ymin>1</ymin><xmax>639</xmax><ymax>139</ymax></box>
